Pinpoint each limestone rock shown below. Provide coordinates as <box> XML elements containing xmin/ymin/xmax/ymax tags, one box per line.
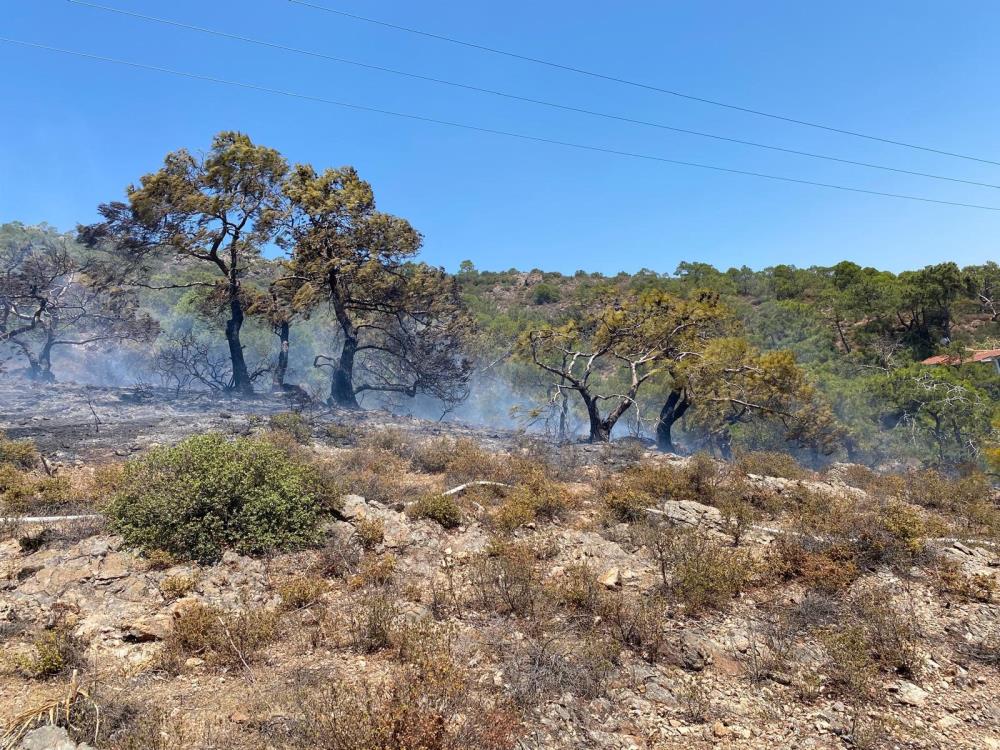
<box><xmin>20</xmin><ymin>725</ymin><xmax>94</xmax><ymax>750</ymax></box>
<box><xmin>598</xmin><ymin>567</ymin><xmax>621</xmax><ymax>589</ymax></box>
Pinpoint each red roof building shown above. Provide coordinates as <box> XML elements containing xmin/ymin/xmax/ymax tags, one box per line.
<box><xmin>920</xmin><ymin>348</ymin><xmax>1000</xmax><ymax>373</ymax></box>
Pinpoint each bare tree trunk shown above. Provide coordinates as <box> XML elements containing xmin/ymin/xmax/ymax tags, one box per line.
<box><xmin>226</xmin><ymin>282</ymin><xmax>253</xmax><ymax>396</ymax></box>
<box><xmin>272</xmin><ymin>321</ymin><xmax>290</xmax><ymax>390</ymax></box>
<box><xmin>656</xmin><ymin>388</ymin><xmax>690</xmax><ymax>452</ymax></box>
<box><xmin>38</xmin><ymin>336</ymin><xmax>55</xmax><ymax>382</ymax></box>
<box><xmin>583</xmin><ymin>395</ymin><xmax>614</xmax><ymax>443</ymax></box>
<box><xmin>329</xmin><ymin>335</ymin><xmax>360</xmax><ymax>408</ymax></box>
<box><xmin>327</xmin><ymin>269</ymin><xmax>360</xmax><ymax>409</ymax></box>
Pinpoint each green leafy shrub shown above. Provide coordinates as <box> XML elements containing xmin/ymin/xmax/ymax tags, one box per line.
<box><xmin>107</xmin><ymin>433</ymin><xmax>330</xmax><ymax>563</ymax></box>
<box><xmin>408</xmin><ymin>493</ymin><xmax>463</xmax><ymax>529</ymax></box>
<box><xmin>531</xmin><ymin>283</ymin><xmax>560</xmax><ymax>305</ymax></box>
<box><xmin>16</xmin><ymin>629</ymin><xmax>84</xmax><ymax>679</ymax></box>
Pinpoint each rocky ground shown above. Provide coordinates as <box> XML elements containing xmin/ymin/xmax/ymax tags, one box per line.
<box><xmin>1</xmin><ymin>382</ymin><xmax>998</xmax><ymax>749</ymax></box>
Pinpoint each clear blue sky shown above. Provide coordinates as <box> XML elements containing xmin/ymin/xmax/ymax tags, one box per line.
<box><xmin>2</xmin><ymin>0</ymin><xmax>998</xmax><ymax>274</ymax></box>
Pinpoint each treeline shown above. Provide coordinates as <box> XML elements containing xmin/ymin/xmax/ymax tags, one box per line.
<box><xmin>1</xmin><ymin>131</ymin><xmax>998</xmax><ymax>470</ymax></box>
<box><xmin>457</xmin><ymin>258</ymin><xmax>1000</xmax><ymax>468</ymax></box>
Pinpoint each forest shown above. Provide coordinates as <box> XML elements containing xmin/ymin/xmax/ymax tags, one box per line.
<box><xmin>2</xmin><ymin>131</ymin><xmax>998</xmax><ymax>472</ymax></box>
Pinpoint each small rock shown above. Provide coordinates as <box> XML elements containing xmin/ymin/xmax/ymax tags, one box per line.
<box><xmin>896</xmin><ymin>680</ymin><xmax>928</xmax><ymax>707</ymax></box>
<box><xmin>711</xmin><ymin>720</ymin><xmax>731</xmax><ymax>738</ymax></box>
<box><xmin>598</xmin><ymin>567</ymin><xmax>620</xmax><ymax>589</ymax></box>
<box><xmin>934</xmin><ymin>714</ymin><xmax>962</xmax><ymax>730</ymax></box>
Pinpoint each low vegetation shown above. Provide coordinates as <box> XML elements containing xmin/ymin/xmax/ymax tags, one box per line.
<box><xmin>106</xmin><ymin>433</ymin><xmax>332</xmax><ymax>563</ymax></box>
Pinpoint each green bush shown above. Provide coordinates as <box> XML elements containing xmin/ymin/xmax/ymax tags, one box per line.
<box><xmin>408</xmin><ymin>493</ymin><xmax>463</xmax><ymax>529</ymax></box>
<box><xmin>531</xmin><ymin>283</ymin><xmax>560</xmax><ymax>305</ymax></box>
<box><xmin>107</xmin><ymin>433</ymin><xmax>329</xmax><ymax>563</ymax></box>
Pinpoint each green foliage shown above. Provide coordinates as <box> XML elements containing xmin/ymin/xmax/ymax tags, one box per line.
<box><xmin>107</xmin><ymin>433</ymin><xmax>329</xmax><ymax>563</ymax></box>
<box><xmin>408</xmin><ymin>493</ymin><xmax>463</xmax><ymax>529</ymax></box>
<box><xmin>530</xmin><ymin>283</ymin><xmax>560</xmax><ymax>305</ymax></box>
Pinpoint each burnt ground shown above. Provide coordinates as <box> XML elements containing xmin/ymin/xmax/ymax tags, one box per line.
<box><xmin>0</xmin><ymin>379</ymin><xmax>649</xmax><ymax>470</ymax></box>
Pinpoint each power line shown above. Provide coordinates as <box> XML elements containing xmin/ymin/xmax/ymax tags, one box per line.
<box><xmin>287</xmin><ymin>0</ymin><xmax>1000</xmax><ymax>169</ymax></box>
<box><xmin>2</xmin><ymin>36</ymin><xmax>999</xmax><ymax>213</ymax></box>
<box><xmin>65</xmin><ymin>0</ymin><xmax>1000</xmax><ymax>191</ymax></box>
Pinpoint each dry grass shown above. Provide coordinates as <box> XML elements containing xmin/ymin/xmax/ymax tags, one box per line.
<box><xmin>160</xmin><ymin>602</ymin><xmax>278</xmax><ymax>672</ymax></box>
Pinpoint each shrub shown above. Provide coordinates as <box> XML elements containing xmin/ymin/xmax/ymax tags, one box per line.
<box><xmin>359</xmin><ymin>427</ymin><xmax>412</xmax><ymax>456</ymax></box>
<box><xmin>334</xmin><ymin>446</ymin><xmax>411</xmax><ymax>506</ymax></box>
<box><xmin>597</xmin><ymin>591</ymin><xmax>668</xmax><ymax>662</ymax></box>
<box><xmin>441</xmin><ymin>438</ymin><xmax>512</xmax><ymax>485</ymax></box>
<box><xmin>854</xmin><ymin>501</ymin><xmax>926</xmax><ymax>567</ymax></box>
<box><xmin>498</xmin><ymin>631</ymin><xmax>616</xmax><ymax>704</ymax></box>
<box><xmin>0</xmin><ymin>433</ymin><xmax>38</xmax><ymax>469</ymax></box>
<box><xmin>773</xmin><ymin>539</ymin><xmax>860</xmax><ymax>594</ymax></box>
<box><xmin>470</xmin><ymin>542</ymin><xmax>540</xmax><ymax>617</ymax></box>
<box><xmin>16</xmin><ymin>629</ymin><xmax>84</xmax><ymax>679</ymax></box>
<box><xmin>552</xmin><ymin>563</ymin><xmax>602</xmax><ymax>619</ymax></box>
<box><xmin>278</xmin><ymin>575</ymin><xmax>329</xmax><ymax>610</ymax></box>
<box><xmin>409</xmin><ymin>437</ymin><xmax>455</xmax><ymax>474</ymax></box>
<box><xmin>638</xmin><ymin>522</ymin><xmax>751</xmax><ymax>613</ymax></box>
<box><xmin>349</xmin><ymin>592</ymin><xmax>399</xmax><ymax>653</ymax></box>
<box><xmin>351</xmin><ymin>553</ymin><xmax>397</xmax><ymax>589</ymax></box>
<box><xmin>285</xmin><ymin>661</ymin><xmax>520</xmax><ymax>750</ymax></box>
<box><xmin>717</xmin><ymin>488</ymin><xmax>758</xmax><ymax>545</ymax></box>
<box><xmin>354</xmin><ymin>516</ymin><xmax>385</xmax><ymax>549</ymax></box>
<box><xmin>268</xmin><ymin>411</ymin><xmax>312</xmax><ymax>444</ymax></box>
<box><xmin>0</xmin><ymin>465</ymin><xmax>34</xmax><ymax>512</ymax></box>
<box><xmin>160</xmin><ymin>574</ymin><xmax>196</xmax><ymax>600</ymax></box>
<box><xmin>933</xmin><ymin>559</ymin><xmax>996</xmax><ymax>603</ymax></box>
<box><xmin>408</xmin><ymin>493</ymin><xmax>463</xmax><ymax>529</ymax></box>
<box><xmin>601</xmin><ymin>486</ymin><xmax>650</xmax><ymax>523</ymax></box>
<box><xmin>491</xmin><ymin>473</ymin><xmax>569</xmax><ymax>532</ymax></box>
<box><xmin>163</xmin><ymin>602</ymin><xmax>277</xmax><ymax>670</ymax></box>
<box><xmin>667</xmin><ymin>532</ymin><xmax>751</xmax><ymax>613</ymax></box>
<box><xmin>323</xmin><ymin>422</ymin><xmax>357</xmax><ymax>443</ymax></box>
<box><xmin>0</xmin><ymin>467</ymin><xmax>75</xmax><ymax>514</ymax></box>
<box><xmin>314</xmin><ymin>531</ymin><xmax>361</xmax><ymax>579</ymax></box>
<box><xmin>107</xmin><ymin>434</ymin><xmax>329</xmax><ymax>563</ymax></box>
<box><xmin>531</xmin><ymin>283</ymin><xmax>560</xmax><ymax>305</ymax></box>
<box><xmin>735</xmin><ymin>450</ymin><xmax>806</xmax><ymax>480</ymax></box>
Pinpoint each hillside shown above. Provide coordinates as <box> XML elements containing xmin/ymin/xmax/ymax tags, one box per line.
<box><xmin>1</xmin><ymin>386</ymin><xmax>998</xmax><ymax>749</ymax></box>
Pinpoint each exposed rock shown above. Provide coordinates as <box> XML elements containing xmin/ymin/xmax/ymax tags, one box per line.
<box><xmin>895</xmin><ymin>680</ymin><xmax>929</xmax><ymax>707</ymax></box>
<box><xmin>20</xmin><ymin>725</ymin><xmax>93</xmax><ymax>750</ymax></box>
<box><xmin>598</xmin><ymin>567</ymin><xmax>620</xmax><ymax>589</ymax></box>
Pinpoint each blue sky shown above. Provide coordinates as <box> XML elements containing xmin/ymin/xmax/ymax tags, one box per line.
<box><xmin>2</xmin><ymin>1</ymin><xmax>999</xmax><ymax>275</ymax></box>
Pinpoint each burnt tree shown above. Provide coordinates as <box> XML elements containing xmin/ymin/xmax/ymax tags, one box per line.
<box><xmin>283</xmin><ymin>165</ymin><xmax>472</xmax><ymax>408</ymax></box>
<box><xmin>79</xmin><ymin>132</ymin><xmax>287</xmax><ymax>396</ymax></box>
<box><xmin>1</xmin><ymin>222</ymin><xmax>156</xmax><ymax>380</ymax></box>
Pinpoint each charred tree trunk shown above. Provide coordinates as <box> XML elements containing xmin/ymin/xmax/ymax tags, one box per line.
<box><xmin>583</xmin><ymin>393</ymin><xmax>623</xmax><ymax>443</ymax></box>
<box><xmin>272</xmin><ymin>321</ymin><xmax>290</xmax><ymax>390</ymax></box>
<box><xmin>326</xmin><ymin>268</ymin><xmax>361</xmax><ymax>409</ymax></box>
<box><xmin>37</xmin><ymin>337</ymin><xmax>55</xmax><ymax>382</ymax></box>
<box><xmin>656</xmin><ymin>388</ymin><xmax>690</xmax><ymax>453</ymax></box>
<box><xmin>716</xmin><ymin>428</ymin><xmax>733</xmax><ymax>460</ymax></box>
<box><xmin>226</xmin><ymin>281</ymin><xmax>253</xmax><ymax>396</ymax></box>
<box><xmin>329</xmin><ymin>336</ymin><xmax>360</xmax><ymax>409</ymax></box>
